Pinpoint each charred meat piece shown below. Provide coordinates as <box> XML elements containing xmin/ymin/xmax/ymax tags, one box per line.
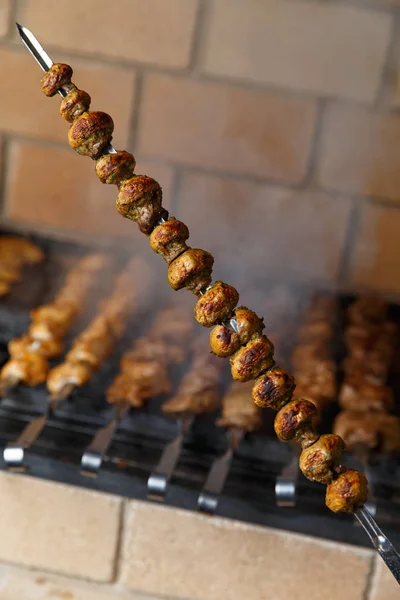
<box><xmin>333</xmin><ymin>410</ymin><xmax>400</xmax><ymax>454</ymax></box>
<box><xmin>47</xmin><ymin>361</ymin><xmax>94</xmax><ymax>396</ymax></box>
<box><xmin>299</xmin><ymin>434</ymin><xmax>345</xmax><ymax>485</ymax></box>
<box><xmin>68</xmin><ymin>111</ymin><xmax>114</xmax><ymax>158</ymax></box>
<box><xmin>209</xmin><ymin>325</ymin><xmax>240</xmax><ymax>357</ymax></box>
<box><xmin>348</xmin><ymin>296</ymin><xmax>388</xmax><ymax>326</ymax></box>
<box><xmin>0</xmin><ymin>281</ymin><xmax>10</xmax><ymax>296</ymax></box>
<box><xmin>234</xmin><ymin>306</ymin><xmax>264</xmax><ymax>344</ymax></box>
<box><xmin>60</xmin><ymin>88</ymin><xmax>91</xmax><ymax>122</ymax></box>
<box><xmin>41</xmin><ymin>63</ymin><xmax>73</xmax><ymax>96</ymax></box>
<box><xmin>291</xmin><ymin>342</ymin><xmax>331</xmax><ymax>371</ymax></box>
<box><xmin>252</xmin><ymin>367</ymin><xmax>295</xmax><ymax>410</ymax></box>
<box><xmin>116</xmin><ymin>175</ymin><xmax>167</xmax><ymax>234</ymax></box>
<box><xmin>1</xmin><ymin>352</ymin><xmax>49</xmax><ymax>387</ymax></box>
<box><xmin>326</xmin><ymin>469</ymin><xmax>368</xmax><ymax>513</ymax></box>
<box><xmin>274</xmin><ymin>398</ymin><xmax>319</xmax><ymax>448</ymax></box>
<box><xmin>217</xmin><ymin>381</ymin><xmax>262</xmax><ymax>432</ymax></box>
<box><xmin>194</xmin><ymin>281</ymin><xmax>239</xmax><ymax>327</ymax></box>
<box><xmin>339</xmin><ymin>379</ymin><xmax>393</xmax><ymax>412</ymax></box>
<box><xmin>149</xmin><ymin>218</ymin><xmax>190</xmax><ymax>264</ymax></box>
<box><xmin>168</xmin><ymin>248</ymin><xmax>214</xmax><ymax>294</ymax></box>
<box><xmin>8</xmin><ymin>334</ymin><xmax>63</xmax><ymax>359</ymax></box>
<box><xmin>106</xmin><ymin>373</ymin><xmax>147</xmax><ymax>408</ymax></box>
<box><xmin>230</xmin><ymin>334</ymin><xmax>274</xmax><ymax>382</ymax></box>
<box><xmin>149</xmin><ymin>306</ymin><xmax>194</xmax><ymax>344</ymax></box>
<box><xmin>96</xmin><ymin>151</ymin><xmax>136</xmax><ymax>185</ymax></box>
<box><xmin>0</xmin><ymin>237</ymin><xmax>44</xmax><ymax>264</ymax></box>
<box><xmin>162</xmin><ymin>353</ymin><xmax>223</xmax><ymax>417</ymax></box>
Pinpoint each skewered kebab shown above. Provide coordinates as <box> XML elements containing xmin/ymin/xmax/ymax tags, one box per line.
<box><xmin>333</xmin><ymin>296</ymin><xmax>399</xmax><ymax>515</ymax></box>
<box><xmin>198</xmin><ymin>380</ymin><xmax>262</xmax><ymax>513</ymax></box>
<box><xmin>4</xmin><ymin>256</ymin><xmax>150</xmax><ymax>470</ymax></box>
<box><xmin>47</xmin><ymin>257</ymin><xmax>149</xmax><ymax>401</ymax></box>
<box><xmin>148</xmin><ymin>339</ymin><xmax>225</xmax><ymax>499</ymax></box>
<box><xmin>20</xmin><ymin>27</ymin><xmax>400</xmax><ymax>580</ymax></box>
<box><xmin>0</xmin><ymin>253</ymin><xmax>109</xmax><ymax>395</ymax></box>
<box><xmin>0</xmin><ymin>236</ymin><xmax>44</xmax><ymax>296</ymax></box>
<box><xmin>81</xmin><ymin>304</ymin><xmax>193</xmax><ymax>476</ymax></box>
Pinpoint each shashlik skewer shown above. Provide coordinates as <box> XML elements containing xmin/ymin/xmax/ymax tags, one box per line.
<box><xmin>333</xmin><ymin>296</ymin><xmax>399</xmax><ymax>516</ymax></box>
<box><xmin>81</xmin><ymin>305</ymin><xmax>193</xmax><ymax>476</ymax></box>
<box><xmin>47</xmin><ymin>256</ymin><xmax>149</xmax><ymax>402</ymax></box>
<box><xmin>20</xmin><ymin>26</ymin><xmax>400</xmax><ymax>581</ymax></box>
<box><xmin>3</xmin><ymin>257</ymin><xmax>150</xmax><ymax>471</ymax></box>
<box><xmin>0</xmin><ymin>252</ymin><xmax>110</xmax><ymax>396</ymax></box>
<box><xmin>148</xmin><ymin>341</ymin><xmax>225</xmax><ymax>500</ymax></box>
<box><xmin>198</xmin><ymin>381</ymin><xmax>260</xmax><ymax>514</ymax></box>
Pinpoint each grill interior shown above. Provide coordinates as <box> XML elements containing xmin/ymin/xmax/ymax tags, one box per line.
<box><xmin>1</xmin><ymin>227</ymin><xmax>400</xmax><ymax>549</ymax></box>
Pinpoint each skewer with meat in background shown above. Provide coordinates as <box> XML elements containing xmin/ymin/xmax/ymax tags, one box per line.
<box><xmin>81</xmin><ymin>304</ymin><xmax>194</xmax><ymax>476</ymax></box>
<box><xmin>275</xmin><ymin>293</ymin><xmax>338</xmax><ymax>507</ymax></box>
<box><xmin>0</xmin><ymin>236</ymin><xmax>44</xmax><ymax>298</ymax></box>
<box><xmin>198</xmin><ymin>380</ymin><xmax>263</xmax><ymax>513</ymax></box>
<box><xmin>332</xmin><ymin>296</ymin><xmax>400</xmax><ymax>514</ymax></box>
<box><xmin>20</xmin><ymin>30</ymin><xmax>400</xmax><ymax>579</ymax></box>
<box><xmin>0</xmin><ymin>253</ymin><xmax>110</xmax><ymax>396</ymax></box>
<box><xmin>3</xmin><ymin>257</ymin><xmax>150</xmax><ymax>470</ymax></box>
<box><xmin>148</xmin><ymin>337</ymin><xmax>226</xmax><ymax>500</ymax></box>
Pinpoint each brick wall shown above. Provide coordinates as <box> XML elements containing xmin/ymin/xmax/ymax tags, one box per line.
<box><xmin>1</xmin><ymin>0</ymin><xmax>400</xmax><ymax>294</ymax></box>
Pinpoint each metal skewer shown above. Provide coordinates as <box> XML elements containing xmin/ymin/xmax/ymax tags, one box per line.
<box><xmin>80</xmin><ymin>403</ymin><xmax>129</xmax><ymax>476</ymax></box>
<box><xmin>198</xmin><ymin>427</ymin><xmax>244</xmax><ymax>514</ymax></box>
<box><xmin>275</xmin><ymin>443</ymin><xmax>301</xmax><ymax>507</ymax></box>
<box><xmin>16</xmin><ymin>22</ymin><xmax>400</xmax><ymax>585</ymax></box>
<box><xmin>3</xmin><ymin>385</ymin><xmax>73</xmax><ymax>470</ymax></box>
<box><xmin>147</xmin><ymin>416</ymin><xmax>193</xmax><ymax>500</ymax></box>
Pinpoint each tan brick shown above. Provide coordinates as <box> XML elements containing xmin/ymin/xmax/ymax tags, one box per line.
<box><xmin>177</xmin><ymin>172</ymin><xmax>351</xmax><ymax>284</ymax></box>
<box><xmin>5</xmin><ymin>140</ymin><xmax>173</xmax><ymax>238</ymax></box>
<box><xmin>0</xmin><ymin>563</ymin><xmax>162</xmax><ymax>600</ymax></box>
<box><xmin>138</xmin><ymin>74</ymin><xmax>317</xmax><ymax>182</ymax></box>
<box><xmin>120</xmin><ymin>501</ymin><xmax>371</xmax><ymax>600</ymax></box>
<box><xmin>0</xmin><ymin>47</ymin><xmax>135</xmax><ymax>145</ymax></box>
<box><xmin>317</xmin><ymin>105</ymin><xmax>400</xmax><ymax>203</ymax></box>
<box><xmin>0</xmin><ymin>472</ymin><xmax>121</xmax><ymax>581</ymax></box>
<box><xmin>349</xmin><ymin>203</ymin><xmax>400</xmax><ymax>294</ymax></box>
<box><xmin>19</xmin><ymin>0</ymin><xmax>198</xmax><ymax>68</ymax></box>
<box><xmin>0</xmin><ymin>0</ymin><xmax>11</xmax><ymax>37</ymax></box>
<box><xmin>369</xmin><ymin>557</ymin><xmax>400</xmax><ymax>600</ymax></box>
<box><xmin>202</xmin><ymin>0</ymin><xmax>391</xmax><ymax>103</ymax></box>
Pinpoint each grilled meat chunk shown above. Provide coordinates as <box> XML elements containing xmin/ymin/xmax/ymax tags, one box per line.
<box><xmin>106</xmin><ymin>373</ymin><xmax>147</xmax><ymax>408</ymax></box>
<box><xmin>326</xmin><ymin>469</ymin><xmax>368</xmax><ymax>513</ymax></box>
<box><xmin>333</xmin><ymin>410</ymin><xmax>400</xmax><ymax>453</ymax></box>
<box><xmin>296</xmin><ymin>320</ymin><xmax>334</xmax><ymax>343</ymax></box>
<box><xmin>299</xmin><ymin>434</ymin><xmax>345</xmax><ymax>485</ymax></box>
<box><xmin>1</xmin><ymin>352</ymin><xmax>49</xmax><ymax>387</ymax></box>
<box><xmin>47</xmin><ymin>361</ymin><xmax>94</xmax><ymax>395</ymax></box>
<box><xmin>149</xmin><ymin>218</ymin><xmax>189</xmax><ymax>264</ymax></box>
<box><xmin>168</xmin><ymin>249</ymin><xmax>214</xmax><ymax>294</ymax></box>
<box><xmin>230</xmin><ymin>334</ymin><xmax>274</xmax><ymax>382</ymax></box>
<box><xmin>209</xmin><ymin>325</ymin><xmax>240</xmax><ymax>357</ymax></box>
<box><xmin>116</xmin><ymin>175</ymin><xmax>167</xmax><ymax>234</ymax></box>
<box><xmin>217</xmin><ymin>381</ymin><xmax>262</xmax><ymax>432</ymax></box>
<box><xmin>96</xmin><ymin>151</ymin><xmax>136</xmax><ymax>185</ymax></box>
<box><xmin>41</xmin><ymin>63</ymin><xmax>73</xmax><ymax>96</ymax></box>
<box><xmin>8</xmin><ymin>334</ymin><xmax>63</xmax><ymax>359</ymax></box>
<box><xmin>60</xmin><ymin>88</ymin><xmax>91</xmax><ymax>122</ymax></box>
<box><xmin>274</xmin><ymin>399</ymin><xmax>319</xmax><ymax>448</ymax></box>
<box><xmin>0</xmin><ymin>281</ymin><xmax>10</xmax><ymax>296</ymax></box>
<box><xmin>252</xmin><ymin>367</ymin><xmax>295</xmax><ymax>410</ymax></box>
<box><xmin>68</xmin><ymin>111</ymin><xmax>114</xmax><ymax>158</ymax></box>
<box><xmin>339</xmin><ymin>379</ymin><xmax>393</xmax><ymax>412</ymax></box>
<box><xmin>194</xmin><ymin>281</ymin><xmax>239</xmax><ymax>327</ymax></box>
<box><xmin>348</xmin><ymin>296</ymin><xmax>387</xmax><ymax>326</ymax></box>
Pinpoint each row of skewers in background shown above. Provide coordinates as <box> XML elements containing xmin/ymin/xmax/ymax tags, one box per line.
<box><xmin>0</xmin><ymin>236</ymin><xmax>44</xmax><ymax>297</ymax></box>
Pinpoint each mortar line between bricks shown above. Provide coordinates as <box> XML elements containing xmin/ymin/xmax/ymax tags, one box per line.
<box><xmin>187</xmin><ymin>0</ymin><xmax>208</xmax><ymax>73</ymax></box>
<box><xmin>0</xmin><ymin>135</ymin><xmax>12</xmax><ymax>217</ymax></box>
<box><xmin>336</xmin><ymin>197</ymin><xmax>361</xmax><ymax>286</ymax></box>
<box><xmin>112</xmin><ymin>498</ymin><xmax>127</xmax><ymax>583</ymax></box>
<box><xmin>363</xmin><ymin>553</ymin><xmax>379</xmax><ymax>600</ymax></box>
<box><xmin>301</xmin><ymin>98</ymin><xmax>326</xmax><ymax>187</ymax></box>
<box><xmin>374</xmin><ymin>9</ymin><xmax>398</xmax><ymax>109</ymax></box>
